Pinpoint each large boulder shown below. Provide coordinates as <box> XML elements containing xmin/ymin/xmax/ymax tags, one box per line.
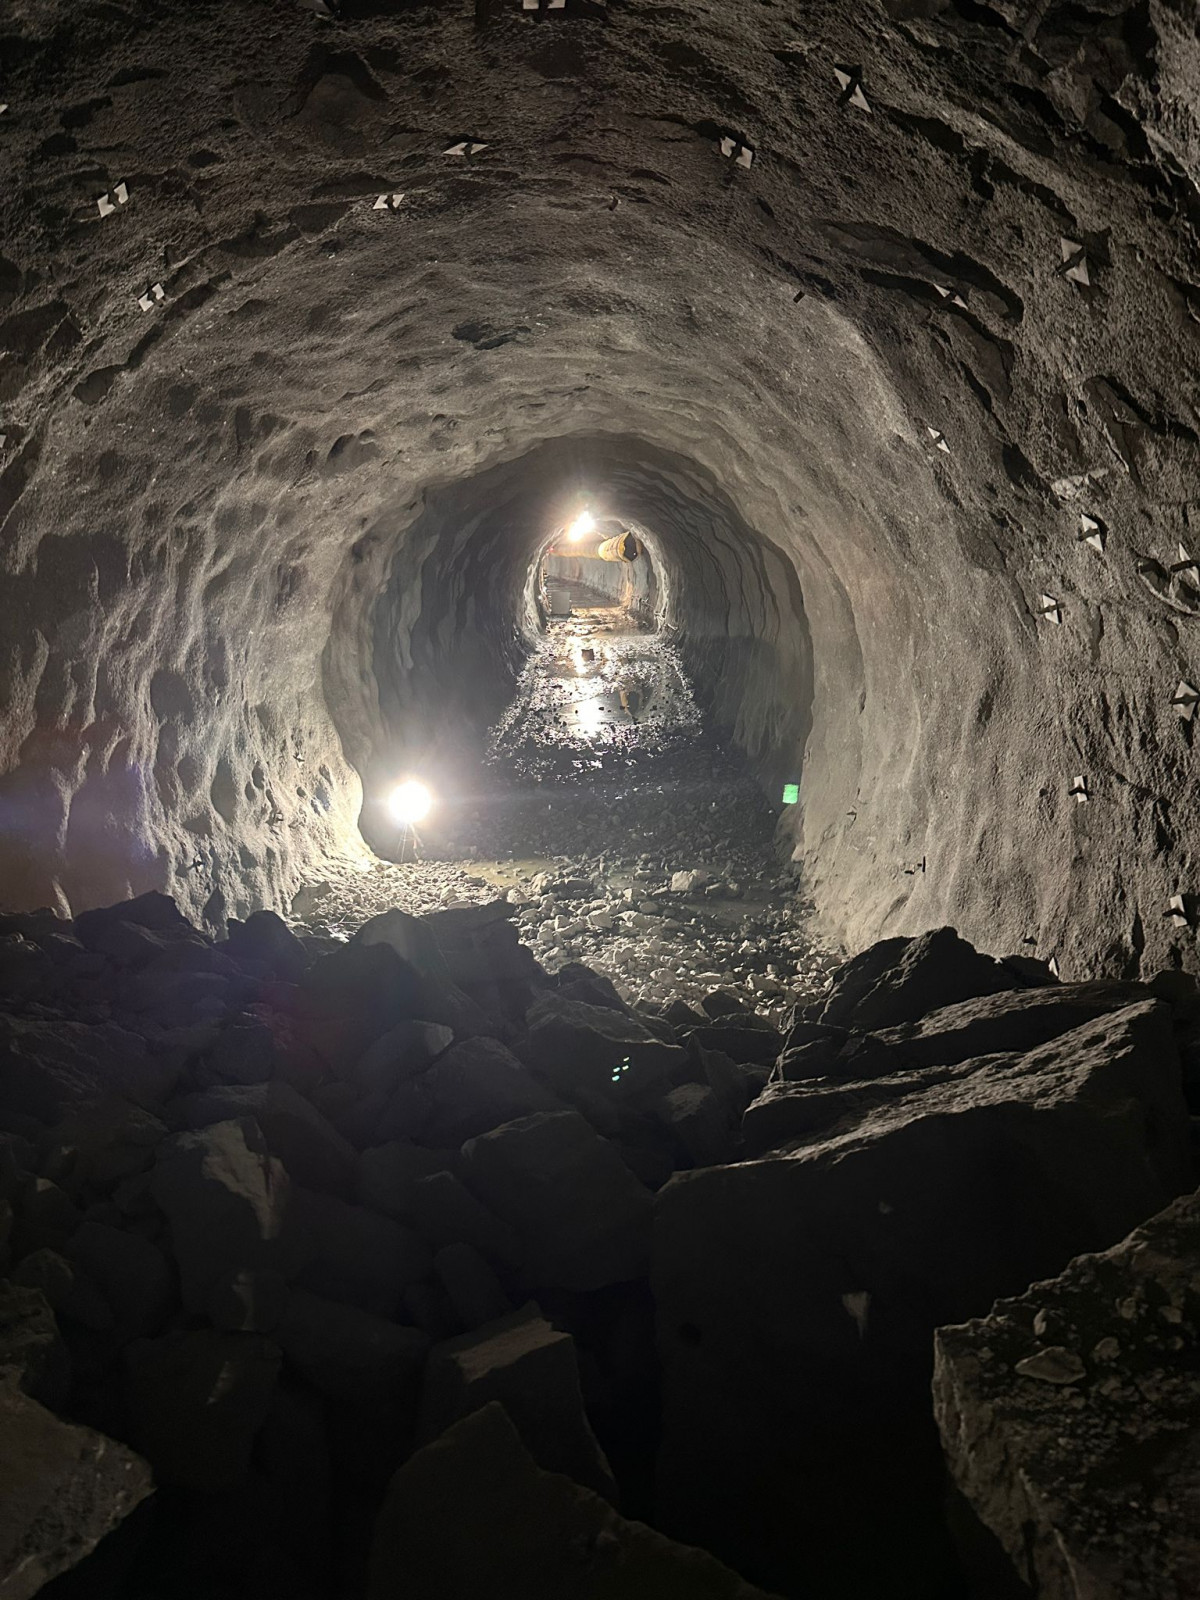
<box><xmin>462</xmin><ymin>1111</ymin><xmax>654</xmax><ymax>1292</ymax></box>
<box><xmin>818</xmin><ymin>928</ymin><xmax>1015</xmax><ymax>1031</ymax></box>
<box><xmin>870</xmin><ymin>979</ymin><xmax>1152</xmax><ymax>1070</ymax></box>
<box><xmin>150</xmin><ymin>1118</ymin><xmax>290</xmax><ymax>1312</ymax></box>
<box><xmin>73</xmin><ymin>892</ymin><xmax>193</xmax><ymax>947</ymax></box>
<box><xmin>934</xmin><ymin>1187</ymin><xmax>1200</xmax><ymax>1600</ymax></box>
<box><xmin>417</xmin><ymin>1305</ymin><xmax>616</xmax><ymax>1501</ymax></box>
<box><xmin>283</xmin><ymin>1186</ymin><xmax>432</xmax><ymax>1318</ymax></box>
<box><xmin>41</xmin><ymin>1102</ymin><xmax>166</xmax><ymax>1198</ymax></box>
<box><xmin>433</xmin><ymin>1242</ymin><xmax>511</xmax><ymax>1330</ymax></box>
<box><xmin>520</xmin><ymin>991</ymin><xmax>685</xmax><ymax>1104</ymax></box>
<box><xmin>0</xmin><ymin>1016</ymin><xmax>177</xmax><ymax>1125</ymax></box>
<box><xmin>367</xmin><ymin>1402</ymin><xmax>780</xmax><ymax>1600</ymax></box>
<box><xmin>357</xmin><ymin>1139</ymin><xmax>454</xmax><ymax>1222</ymax></box>
<box><xmin>124</xmin><ymin>1327</ymin><xmax>280</xmax><ymax>1491</ymax></box>
<box><xmin>773</xmin><ymin>980</ymin><xmax>1154</xmax><ymax>1093</ymax></box>
<box><xmin>418</xmin><ymin>902</ymin><xmax>542</xmax><ymax>1021</ymax></box>
<box><xmin>296</xmin><ymin>941</ymin><xmax>426</xmax><ymax>1072</ymax></box>
<box><xmin>0</xmin><ymin>1374</ymin><xmax>153</xmax><ymax>1600</ymax></box>
<box><xmin>0</xmin><ymin>1284</ymin><xmax>70</xmax><ymax>1410</ymax></box>
<box><xmin>275</xmin><ymin>1288</ymin><xmax>428</xmax><ymax>1410</ymax></box>
<box><xmin>173</xmin><ymin>1081</ymin><xmax>358</xmax><ymax>1198</ymax></box>
<box><xmin>67</xmin><ymin>1218</ymin><xmax>173</xmax><ymax>1340</ymax></box>
<box><xmin>406</xmin><ymin>1170</ymin><xmax>523</xmax><ymax>1267</ymax></box>
<box><xmin>384</xmin><ymin>1037</ymin><xmax>565</xmax><ymax>1147</ymax></box>
<box><xmin>685</xmin><ymin>1024</ymin><xmax>782</xmax><ymax>1069</ymax></box>
<box><xmin>653</xmin><ymin>1000</ymin><xmax>1193</xmax><ymax>1596</ymax></box>
<box><xmin>223</xmin><ymin>909</ymin><xmax>308</xmax><ymax>980</ymax></box>
<box><xmin>350</xmin><ymin>1020</ymin><xmax>455</xmax><ymax>1096</ymax></box>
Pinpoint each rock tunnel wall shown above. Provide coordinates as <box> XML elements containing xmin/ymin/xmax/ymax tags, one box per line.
<box><xmin>2</xmin><ymin>0</ymin><xmax>1200</xmax><ymax>977</ymax></box>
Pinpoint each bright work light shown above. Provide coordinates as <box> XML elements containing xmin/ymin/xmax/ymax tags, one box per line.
<box><xmin>388</xmin><ymin>780</ymin><xmax>432</xmax><ymax>825</ymax></box>
<box><xmin>566</xmin><ymin>511</ymin><xmax>597</xmax><ymax>542</ymax></box>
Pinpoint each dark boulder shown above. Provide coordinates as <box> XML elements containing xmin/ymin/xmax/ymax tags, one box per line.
<box><xmin>173</xmin><ymin>1081</ymin><xmax>358</xmax><ymax>1198</ymax></box>
<box><xmin>0</xmin><ymin>1376</ymin><xmax>153</xmax><ymax>1598</ymax></box>
<box><xmin>819</xmin><ymin>928</ymin><xmax>1015</xmax><ymax>1031</ymax></box>
<box><xmin>462</xmin><ymin>1111</ymin><xmax>654</xmax><ymax>1293</ymax></box>
<box><xmin>151</xmin><ymin>1118</ymin><xmax>290</xmax><ymax>1313</ymax></box>
<box><xmin>124</xmin><ymin>1327</ymin><xmax>280</xmax><ymax>1491</ymax></box>
<box><xmin>654</xmin><ymin>1000</ymin><xmax>1193</xmax><ymax>1595</ymax></box>
<box><xmin>935</xmin><ymin>1187</ymin><xmax>1200</xmax><ymax>1599</ymax></box>
<box><xmin>416</xmin><ymin>1305</ymin><xmax>617</xmax><ymax>1501</ymax></box>
<box><xmin>74</xmin><ymin>893</ymin><xmax>193</xmax><ymax>949</ymax></box>
<box><xmin>367</xmin><ymin>1403</ymin><xmax>779</xmax><ymax>1600</ymax></box>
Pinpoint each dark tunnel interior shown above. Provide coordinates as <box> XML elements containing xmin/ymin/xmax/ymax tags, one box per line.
<box><xmin>1</xmin><ymin>2</ymin><xmax>1199</xmax><ymax>1598</ymax></box>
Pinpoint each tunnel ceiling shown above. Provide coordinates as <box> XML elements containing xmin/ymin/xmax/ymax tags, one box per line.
<box><xmin>3</xmin><ymin>0</ymin><xmax>1200</xmax><ymax>976</ymax></box>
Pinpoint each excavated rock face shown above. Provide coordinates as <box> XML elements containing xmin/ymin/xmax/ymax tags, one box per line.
<box><xmin>3</xmin><ymin>1</ymin><xmax>1200</xmax><ymax>971</ymax></box>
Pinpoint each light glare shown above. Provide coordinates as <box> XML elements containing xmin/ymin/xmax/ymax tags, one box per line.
<box><xmin>566</xmin><ymin>511</ymin><xmax>597</xmax><ymax>542</ymax></box>
<box><xmin>388</xmin><ymin>780</ymin><xmax>432</xmax><ymax>825</ymax></box>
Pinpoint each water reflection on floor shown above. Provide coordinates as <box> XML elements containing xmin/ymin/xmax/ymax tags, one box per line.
<box><xmin>486</xmin><ymin>609</ymin><xmax>702</xmax><ymax>779</ymax></box>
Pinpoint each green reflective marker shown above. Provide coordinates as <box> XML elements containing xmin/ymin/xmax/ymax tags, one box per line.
<box><xmin>782</xmin><ymin>783</ymin><xmax>799</xmax><ymax>805</ymax></box>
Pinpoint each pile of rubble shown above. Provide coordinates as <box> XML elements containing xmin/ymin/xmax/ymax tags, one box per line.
<box><xmin>0</xmin><ymin>894</ymin><xmax>1196</xmax><ymax>1599</ymax></box>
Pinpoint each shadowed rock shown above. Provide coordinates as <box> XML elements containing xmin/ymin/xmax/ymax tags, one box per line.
<box><xmin>368</xmin><ymin>1402</ymin><xmax>781</xmax><ymax>1600</ymax></box>
<box><xmin>0</xmin><ymin>1374</ymin><xmax>153</xmax><ymax>1600</ymax></box>
<box><xmin>654</xmin><ymin>1000</ymin><xmax>1193</xmax><ymax>1595</ymax></box>
<box><xmin>935</xmin><ymin>1187</ymin><xmax>1200</xmax><ymax>1600</ymax></box>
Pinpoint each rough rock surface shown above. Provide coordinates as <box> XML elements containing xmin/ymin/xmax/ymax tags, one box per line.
<box><xmin>462</xmin><ymin>1111</ymin><xmax>655</xmax><ymax>1293</ymax></box>
<box><xmin>367</xmin><ymin>1402</ymin><xmax>781</xmax><ymax>1600</ymax></box>
<box><xmin>417</xmin><ymin>1304</ymin><xmax>617</xmax><ymax>1502</ymax></box>
<box><xmin>0</xmin><ymin>1375</ymin><xmax>153</xmax><ymax>1600</ymax></box>
<box><xmin>935</xmin><ymin>1187</ymin><xmax>1200</xmax><ymax>1600</ymax></box>
<box><xmin>3</xmin><ymin>1</ymin><xmax>1200</xmax><ymax>985</ymax></box>
<box><xmin>653</xmin><ymin>998</ymin><xmax>1193</xmax><ymax>1594</ymax></box>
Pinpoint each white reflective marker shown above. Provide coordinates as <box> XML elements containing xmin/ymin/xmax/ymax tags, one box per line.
<box><xmin>97</xmin><ymin>182</ymin><xmax>130</xmax><ymax>217</ymax></box>
<box><xmin>1079</xmin><ymin>513</ymin><xmax>1105</xmax><ymax>552</ymax></box>
<box><xmin>137</xmin><ymin>283</ymin><xmax>166</xmax><ymax>312</ymax></box>
<box><xmin>373</xmin><ymin>193</ymin><xmax>405</xmax><ymax>210</ymax></box>
<box><xmin>1060</xmin><ymin>238</ymin><xmax>1090</xmax><ymax>287</ymax></box>
<box><xmin>1172</xmin><ymin>680</ymin><xmax>1199</xmax><ymax>721</ymax></box>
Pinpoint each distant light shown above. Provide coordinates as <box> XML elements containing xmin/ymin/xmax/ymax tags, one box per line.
<box><xmin>566</xmin><ymin>511</ymin><xmax>597</xmax><ymax>543</ymax></box>
<box><xmin>388</xmin><ymin>780</ymin><xmax>432</xmax><ymax>825</ymax></box>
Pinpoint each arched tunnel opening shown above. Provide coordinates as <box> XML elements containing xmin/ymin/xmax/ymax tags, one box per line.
<box><xmin>1</xmin><ymin>4</ymin><xmax>1199</xmax><ymax>1599</ymax></box>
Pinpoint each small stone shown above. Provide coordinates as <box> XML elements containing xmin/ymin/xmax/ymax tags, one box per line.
<box><xmin>1091</xmin><ymin>1336</ymin><xmax>1121</xmax><ymax>1362</ymax></box>
<box><xmin>1014</xmin><ymin>1345</ymin><xmax>1086</xmax><ymax>1385</ymax></box>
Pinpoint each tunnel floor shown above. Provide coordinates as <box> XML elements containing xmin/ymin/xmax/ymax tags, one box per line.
<box><xmin>298</xmin><ymin>609</ymin><xmax>837</xmax><ymax>1018</ymax></box>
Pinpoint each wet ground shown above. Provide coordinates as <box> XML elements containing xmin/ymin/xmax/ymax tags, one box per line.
<box><xmin>298</xmin><ymin>604</ymin><xmax>839</xmax><ymax>1019</ymax></box>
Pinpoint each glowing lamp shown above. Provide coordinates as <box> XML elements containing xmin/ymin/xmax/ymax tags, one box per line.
<box><xmin>388</xmin><ymin>780</ymin><xmax>432</xmax><ymax>825</ymax></box>
<box><xmin>566</xmin><ymin>511</ymin><xmax>597</xmax><ymax>542</ymax></box>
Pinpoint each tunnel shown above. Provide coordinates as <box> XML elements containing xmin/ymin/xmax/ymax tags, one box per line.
<box><xmin>1</xmin><ymin>4</ymin><xmax>1199</xmax><ymax>1599</ymax></box>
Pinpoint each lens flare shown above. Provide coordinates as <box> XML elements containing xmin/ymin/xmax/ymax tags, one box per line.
<box><xmin>566</xmin><ymin>511</ymin><xmax>597</xmax><ymax>542</ymax></box>
<box><xmin>387</xmin><ymin>780</ymin><xmax>432</xmax><ymax>825</ymax></box>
